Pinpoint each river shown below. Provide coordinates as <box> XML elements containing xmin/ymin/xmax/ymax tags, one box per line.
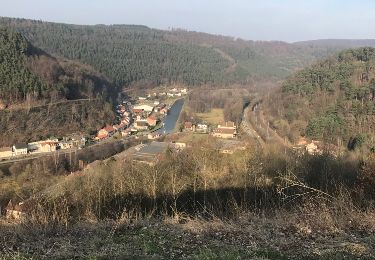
<box><xmin>157</xmin><ymin>98</ymin><xmax>185</xmax><ymax>134</ymax></box>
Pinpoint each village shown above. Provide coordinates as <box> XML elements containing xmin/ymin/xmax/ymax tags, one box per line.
<box><xmin>0</xmin><ymin>84</ymin><xmax>326</xmax><ymax>162</ymax></box>
<box><xmin>0</xmin><ymin>87</ymin><xmax>188</xmax><ymax>161</ymax></box>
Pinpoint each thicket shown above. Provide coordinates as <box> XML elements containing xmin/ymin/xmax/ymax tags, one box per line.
<box><xmin>3</xmin><ymin>138</ymin><xmax>373</xmax><ymax>225</ymax></box>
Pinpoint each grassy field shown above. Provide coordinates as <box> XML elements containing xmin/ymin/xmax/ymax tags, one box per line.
<box><xmin>196</xmin><ymin>108</ymin><xmax>225</xmax><ymax>125</ymax></box>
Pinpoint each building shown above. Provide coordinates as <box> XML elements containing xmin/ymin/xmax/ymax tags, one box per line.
<box><xmin>196</xmin><ymin>123</ymin><xmax>208</xmax><ymax>133</ymax></box>
<box><xmin>133</xmin><ymin>104</ymin><xmax>154</xmax><ymax>113</ymax></box>
<box><xmin>212</xmin><ymin>122</ymin><xmax>237</xmax><ymax>139</ymax></box>
<box><xmin>97</xmin><ymin>125</ymin><xmax>115</xmax><ymax>140</ymax></box>
<box><xmin>160</xmin><ymin>107</ymin><xmax>169</xmax><ymax>115</ymax></box>
<box><xmin>27</xmin><ymin>139</ymin><xmax>59</xmax><ymax>153</ymax></box>
<box><xmin>0</xmin><ymin>147</ymin><xmax>13</xmax><ymax>159</ymax></box>
<box><xmin>13</xmin><ymin>143</ymin><xmax>28</xmax><ymax>156</ymax></box>
<box><xmin>58</xmin><ymin>141</ymin><xmax>74</xmax><ymax>150</ymax></box>
<box><xmin>147</xmin><ymin>116</ymin><xmax>158</xmax><ymax>127</ymax></box>
<box><xmin>134</xmin><ymin>120</ymin><xmax>149</xmax><ymax>130</ymax></box>
<box><xmin>184</xmin><ymin>121</ymin><xmax>194</xmax><ymax>131</ymax></box>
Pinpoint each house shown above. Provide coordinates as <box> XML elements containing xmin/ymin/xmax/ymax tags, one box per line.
<box><xmin>212</xmin><ymin>122</ymin><xmax>237</xmax><ymax>139</ymax></box>
<box><xmin>154</xmin><ymin>101</ymin><xmax>160</xmax><ymax>106</ymax></box>
<box><xmin>184</xmin><ymin>121</ymin><xmax>195</xmax><ymax>131</ymax></box>
<box><xmin>133</xmin><ymin>104</ymin><xmax>154</xmax><ymax>113</ymax></box>
<box><xmin>167</xmin><ymin>93</ymin><xmax>174</xmax><ymax>97</ymax></box>
<box><xmin>160</xmin><ymin>107</ymin><xmax>169</xmax><ymax>115</ymax></box>
<box><xmin>133</xmin><ymin>108</ymin><xmax>143</xmax><ymax>114</ymax></box>
<box><xmin>97</xmin><ymin>125</ymin><xmax>115</xmax><ymax>139</ymax></box>
<box><xmin>28</xmin><ymin>139</ymin><xmax>59</xmax><ymax>153</ymax></box>
<box><xmin>196</xmin><ymin>123</ymin><xmax>208</xmax><ymax>133</ymax></box>
<box><xmin>181</xmin><ymin>88</ymin><xmax>188</xmax><ymax>94</ymax></box>
<box><xmin>138</xmin><ymin>97</ymin><xmax>147</xmax><ymax>101</ymax></box>
<box><xmin>0</xmin><ymin>147</ymin><xmax>13</xmax><ymax>159</ymax></box>
<box><xmin>39</xmin><ymin>139</ymin><xmax>59</xmax><ymax>153</ymax></box>
<box><xmin>58</xmin><ymin>141</ymin><xmax>74</xmax><ymax>150</ymax></box>
<box><xmin>134</xmin><ymin>119</ymin><xmax>149</xmax><ymax>130</ymax></box>
<box><xmin>13</xmin><ymin>143</ymin><xmax>28</xmax><ymax>156</ymax></box>
<box><xmin>147</xmin><ymin>116</ymin><xmax>158</xmax><ymax>127</ymax></box>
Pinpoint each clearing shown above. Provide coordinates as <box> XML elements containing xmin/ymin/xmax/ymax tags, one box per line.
<box><xmin>196</xmin><ymin>108</ymin><xmax>225</xmax><ymax>125</ymax></box>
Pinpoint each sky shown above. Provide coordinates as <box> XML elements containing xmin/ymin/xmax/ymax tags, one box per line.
<box><xmin>0</xmin><ymin>0</ymin><xmax>374</xmax><ymax>42</ymax></box>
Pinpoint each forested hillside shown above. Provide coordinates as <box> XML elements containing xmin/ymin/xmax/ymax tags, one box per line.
<box><xmin>2</xmin><ymin>17</ymin><xmax>369</xmax><ymax>87</ymax></box>
<box><xmin>0</xmin><ymin>27</ymin><xmax>117</xmax><ymax>145</ymax></box>
<box><xmin>266</xmin><ymin>47</ymin><xmax>375</xmax><ymax>150</ymax></box>
<box><xmin>0</xmin><ymin>27</ymin><xmax>118</xmax><ymax>105</ymax></box>
<box><xmin>0</xmin><ymin>18</ymin><xmax>231</xmax><ymax>86</ymax></box>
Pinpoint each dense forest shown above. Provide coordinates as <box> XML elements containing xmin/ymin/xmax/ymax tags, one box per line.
<box><xmin>0</xmin><ymin>27</ymin><xmax>119</xmax><ymax>105</ymax></box>
<box><xmin>266</xmin><ymin>47</ymin><xmax>375</xmax><ymax>150</ymax></box>
<box><xmin>0</xmin><ymin>28</ymin><xmax>117</xmax><ymax>145</ymax></box>
<box><xmin>3</xmin><ymin>17</ymin><xmax>374</xmax><ymax>87</ymax></box>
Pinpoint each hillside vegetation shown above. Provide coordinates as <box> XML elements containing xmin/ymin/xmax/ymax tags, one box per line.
<box><xmin>3</xmin><ymin>17</ymin><xmax>374</xmax><ymax>87</ymax></box>
<box><xmin>1</xmin><ymin>137</ymin><xmax>374</xmax><ymax>258</ymax></box>
<box><xmin>266</xmin><ymin>47</ymin><xmax>375</xmax><ymax>150</ymax></box>
<box><xmin>0</xmin><ymin>27</ymin><xmax>117</xmax><ymax>145</ymax></box>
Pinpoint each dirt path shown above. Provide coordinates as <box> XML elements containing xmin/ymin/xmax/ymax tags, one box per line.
<box><xmin>213</xmin><ymin>47</ymin><xmax>237</xmax><ymax>73</ymax></box>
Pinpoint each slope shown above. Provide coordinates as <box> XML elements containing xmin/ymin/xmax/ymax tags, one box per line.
<box><xmin>266</xmin><ymin>47</ymin><xmax>375</xmax><ymax>150</ymax></box>
<box><xmin>3</xmin><ymin>17</ymin><xmax>372</xmax><ymax>87</ymax></box>
<box><xmin>0</xmin><ymin>28</ymin><xmax>116</xmax><ymax>146</ymax></box>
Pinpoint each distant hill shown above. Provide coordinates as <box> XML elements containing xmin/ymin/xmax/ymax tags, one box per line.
<box><xmin>3</xmin><ymin>17</ymin><xmax>373</xmax><ymax>87</ymax></box>
<box><xmin>295</xmin><ymin>39</ymin><xmax>375</xmax><ymax>48</ymax></box>
<box><xmin>0</xmin><ymin>27</ymin><xmax>116</xmax><ymax>145</ymax></box>
<box><xmin>266</xmin><ymin>47</ymin><xmax>375</xmax><ymax>150</ymax></box>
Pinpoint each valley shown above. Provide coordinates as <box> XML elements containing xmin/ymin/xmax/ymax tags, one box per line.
<box><xmin>0</xmin><ymin>14</ymin><xmax>375</xmax><ymax>259</ymax></box>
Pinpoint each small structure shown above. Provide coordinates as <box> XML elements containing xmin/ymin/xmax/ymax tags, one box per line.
<box><xmin>196</xmin><ymin>123</ymin><xmax>208</xmax><ymax>133</ymax></box>
<box><xmin>97</xmin><ymin>125</ymin><xmax>115</xmax><ymax>140</ymax></box>
<box><xmin>134</xmin><ymin>120</ymin><xmax>149</xmax><ymax>131</ymax></box>
<box><xmin>12</xmin><ymin>143</ymin><xmax>28</xmax><ymax>156</ymax></box>
<box><xmin>0</xmin><ymin>147</ymin><xmax>13</xmax><ymax>159</ymax></box>
<box><xmin>184</xmin><ymin>121</ymin><xmax>194</xmax><ymax>131</ymax></box>
<box><xmin>133</xmin><ymin>104</ymin><xmax>154</xmax><ymax>113</ymax></box>
<box><xmin>212</xmin><ymin>121</ymin><xmax>237</xmax><ymax>139</ymax></box>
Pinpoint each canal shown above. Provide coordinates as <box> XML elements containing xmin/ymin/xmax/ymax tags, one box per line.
<box><xmin>157</xmin><ymin>98</ymin><xmax>185</xmax><ymax>134</ymax></box>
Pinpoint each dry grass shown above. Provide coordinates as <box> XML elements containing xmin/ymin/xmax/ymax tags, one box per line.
<box><xmin>1</xmin><ymin>205</ymin><xmax>374</xmax><ymax>259</ymax></box>
<box><xmin>196</xmin><ymin>108</ymin><xmax>225</xmax><ymax>125</ymax></box>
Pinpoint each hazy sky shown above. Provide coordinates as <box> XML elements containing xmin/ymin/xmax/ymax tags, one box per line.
<box><xmin>0</xmin><ymin>0</ymin><xmax>374</xmax><ymax>42</ymax></box>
